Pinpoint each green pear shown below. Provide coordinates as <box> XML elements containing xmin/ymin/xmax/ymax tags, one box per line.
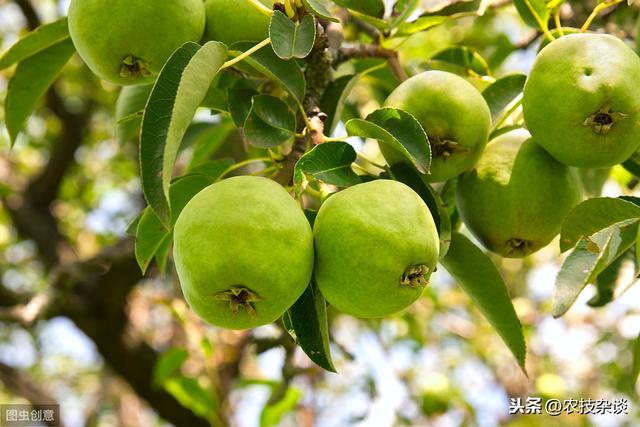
<box><xmin>382</xmin><ymin>70</ymin><xmax>492</xmax><ymax>182</ymax></box>
<box><xmin>68</xmin><ymin>0</ymin><xmax>205</xmax><ymax>85</ymax></box>
<box><xmin>523</xmin><ymin>33</ymin><xmax>640</xmax><ymax>167</ymax></box>
<box><xmin>314</xmin><ymin>180</ymin><xmax>439</xmax><ymax>318</ymax></box>
<box><xmin>203</xmin><ymin>0</ymin><xmax>273</xmax><ymax>46</ymax></box>
<box><xmin>173</xmin><ymin>176</ymin><xmax>314</xmax><ymax>329</ymax></box>
<box><xmin>456</xmin><ymin>129</ymin><xmax>583</xmax><ymax>258</ymax></box>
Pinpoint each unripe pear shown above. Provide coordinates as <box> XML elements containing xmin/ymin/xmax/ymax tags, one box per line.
<box><xmin>174</xmin><ymin>176</ymin><xmax>314</xmax><ymax>329</ymax></box>
<box><xmin>314</xmin><ymin>180</ymin><xmax>439</xmax><ymax>318</ymax></box>
<box><xmin>456</xmin><ymin>130</ymin><xmax>583</xmax><ymax>258</ymax></box>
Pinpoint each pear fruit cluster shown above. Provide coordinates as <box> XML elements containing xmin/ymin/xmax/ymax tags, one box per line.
<box><xmin>174</xmin><ymin>177</ymin><xmax>439</xmax><ymax>329</ymax></box>
<box><xmin>380</xmin><ymin>33</ymin><xmax>640</xmax><ymax>259</ymax></box>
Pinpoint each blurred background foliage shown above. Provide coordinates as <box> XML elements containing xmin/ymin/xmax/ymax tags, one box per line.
<box><xmin>0</xmin><ymin>0</ymin><xmax>639</xmax><ymax>426</ymax></box>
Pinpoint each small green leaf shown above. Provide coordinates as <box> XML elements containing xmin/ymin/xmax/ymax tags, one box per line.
<box><xmin>320</xmin><ymin>75</ymin><xmax>359</xmax><ymax>135</ymax></box>
<box><xmin>154</xmin><ymin>234</ymin><xmax>173</xmax><ymax>275</ymax></box>
<box><xmin>350</xmin><ymin>10</ymin><xmax>388</xmax><ymax>30</ymax></box>
<box><xmin>346</xmin><ymin>107</ymin><xmax>431</xmax><ymax>174</ymax></box>
<box><xmin>135</xmin><ymin>207</ymin><xmax>170</xmax><ymax>274</ymax></box>
<box><xmin>482</xmin><ymin>74</ymin><xmax>526</xmax><ymax>122</ymax></box>
<box><xmin>560</xmin><ymin>197</ymin><xmax>640</xmax><ymax>252</ymax></box>
<box><xmin>432</xmin><ymin>46</ymin><xmax>491</xmax><ymax>76</ymax></box>
<box><xmin>622</xmin><ymin>150</ymin><xmax>640</xmax><ymax>178</ymax></box>
<box><xmin>153</xmin><ymin>348</ymin><xmax>189</xmax><ymax>387</ymax></box>
<box><xmin>135</xmin><ymin>173</ymin><xmax>215</xmax><ymax>273</ymax></box>
<box><xmin>302</xmin><ymin>0</ymin><xmax>340</xmax><ymax>22</ymax></box>
<box><xmin>5</xmin><ymin>38</ymin><xmax>75</xmax><ymax>145</ymax></box>
<box><xmin>390</xmin><ymin>0</ymin><xmax>421</xmax><ymax>28</ymax></box>
<box><xmin>395</xmin><ymin>16</ymin><xmax>449</xmax><ymax>36</ymax></box>
<box><xmin>388</xmin><ymin>163</ymin><xmax>452</xmax><ymax>259</ymax></box>
<box><xmin>288</xmin><ymin>281</ymin><xmax>337</xmax><ymax>372</ymax></box>
<box><xmin>115</xmin><ymin>84</ymin><xmax>153</xmax><ymax>145</ymax></box>
<box><xmin>0</xmin><ymin>17</ymin><xmax>70</xmax><ymax>70</ymax></box>
<box><xmin>441</xmin><ymin>232</ymin><xmax>527</xmax><ymax>372</ymax></box>
<box><xmin>164</xmin><ymin>377</ymin><xmax>217</xmax><ymax>419</ymax></box>
<box><xmin>588</xmin><ymin>249</ymin><xmax>632</xmax><ymax>307</ymax></box>
<box><xmin>294</xmin><ymin>141</ymin><xmax>360</xmax><ymax>194</ymax></box>
<box><xmin>189</xmin><ymin>158</ymin><xmax>235</xmax><ymax>181</ymax></box>
<box><xmin>231</xmin><ymin>42</ymin><xmax>306</xmax><ymax>102</ymax></box>
<box><xmin>188</xmin><ymin>121</ymin><xmax>236</xmax><ymax>170</ymax></box>
<box><xmin>320</xmin><ymin>63</ymin><xmax>386</xmax><ymax>135</ymax></box>
<box><xmin>140</xmin><ymin>41</ymin><xmax>227</xmax><ymax>226</ymax></box>
<box><xmin>333</xmin><ymin>0</ymin><xmax>385</xmax><ymax>17</ymax></box>
<box><xmin>553</xmin><ymin>221</ymin><xmax>638</xmax><ymax>318</ymax></box>
<box><xmin>513</xmin><ymin>0</ymin><xmax>549</xmax><ymax>29</ymax></box>
<box><xmin>244</xmin><ymin>95</ymin><xmax>296</xmax><ymax>148</ymax></box>
<box><xmin>281</xmin><ymin>311</ymin><xmax>296</xmax><ymax>340</ymax></box>
<box><xmin>270</xmin><ymin>12</ymin><xmax>316</xmax><ymax>60</ymax></box>
<box><xmin>168</xmin><ymin>174</ymin><xmax>215</xmax><ymax>224</ymax></box>
<box><xmin>260</xmin><ymin>386</ymin><xmax>303</xmax><ymax>427</ymax></box>
<box><xmin>421</xmin><ymin>0</ymin><xmax>480</xmax><ymax>16</ymax></box>
<box><xmin>228</xmin><ymin>89</ymin><xmax>259</xmax><ymax>127</ymax></box>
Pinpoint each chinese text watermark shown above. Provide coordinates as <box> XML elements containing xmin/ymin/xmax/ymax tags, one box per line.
<box><xmin>509</xmin><ymin>397</ymin><xmax>629</xmax><ymax>416</ymax></box>
<box><xmin>1</xmin><ymin>405</ymin><xmax>59</xmax><ymax>426</ymax></box>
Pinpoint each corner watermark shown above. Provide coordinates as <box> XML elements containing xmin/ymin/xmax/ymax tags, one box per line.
<box><xmin>509</xmin><ymin>397</ymin><xmax>629</xmax><ymax>416</ymax></box>
<box><xmin>1</xmin><ymin>405</ymin><xmax>59</xmax><ymax>426</ymax></box>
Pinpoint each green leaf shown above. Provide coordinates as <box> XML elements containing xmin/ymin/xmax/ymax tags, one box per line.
<box><xmin>513</xmin><ymin>0</ymin><xmax>549</xmax><ymax>29</ymax></box>
<box><xmin>293</xmin><ymin>141</ymin><xmax>360</xmax><ymax>194</ymax></box>
<box><xmin>188</xmin><ymin>121</ymin><xmax>237</xmax><ymax>169</ymax></box>
<box><xmin>228</xmin><ymin>89</ymin><xmax>259</xmax><ymax>127</ymax></box>
<box><xmin>560</xmin><ymin>197</ymin><xmax>640</xmax><ymax>252</ymax></box>
<box><xmin>154</xmin><ymin>234</ymin><xmax>173</xmax><ymax>275</ymax></box>
<box><xmin>346</xmin><ymin>107</ymin><xmax>431</xmax><ymax>174</ymax></box>
<box><xmin>281</xmin><ymin>311</ymin><xmax>296</xmax><ymax>340</ymax></box>
<box><xmin>588</xmin><ymin>249</ymin><xmax>632</xmax><ymax>307</ymax></box>
<box><xmin>153</xmin><ymin>348</ymin><xmax>189</xmax><ymax>387</ymax></box>
<box><xmin>395</xmin><ymin>16</ymin><xmax>449</xmax><ymax>36</ymax></box>
<box><xmin>5</xmin><ymin>38</ymin><xmax>75</xmax><ymax>145</ymax></box>
<box><xmin>388</xmin><ymin>163</ymin><xmax>452</xmax><ymax>259</ymax></box>
<box><xmin>441</xmin><ymin>232</ymin><xmax>527</xmax><ymax>372</ymax></box>
<box><xmin>115</xmin><ymin>84</ymin><xmax>153</xmax><ymax>145</ymax></box>
<box><xmin>140</xmin><ymin>41</ymin><xmax>227</xmax><ymax>226</ymax></box>
<box><xmin>244</xmin><ymin>95</ymin><xmax>296</xmax><ymax>148</ymax></box>
<box><xmin>260</xmin><ymin>386</ymin><xmax>303</xmax><ymax>427</ymax></box>
<box><xmin>482</xmin><ymin>74</ymin><xmax>526</xmax><ymax>122</ymax></box>
<box><xmin>135</xmin><ymin>173</ymin><xmax>215</xmax><ymax>273</ymax></box>
<box><xmin>231</xmin><ymin>42</ymin><xmax>306</xmax><ymax>101</ymax></box>
<box><xmin>189</xmin><ymin>158</ymin><xmax>235</xmax><ymax>181</ymax></box>
<box><xmin>0</xmin><ymin>17</ymin><xmax>70</xmax><ymax>70</ymax></box>
<box><xmin>164</xmin><ymin>377</ymin><xmax>217</xmax><ymax>419</ymax></box>
<box><xmin>390</xmin><ymin>0</ymin><xmax>421</xmax><ymax>28</ymax></box>
<box><xmin>319</xmin><ymin>63</ymin><xmax>387</xmax><ymax>135</ymax></box>
<box><xmin>632</xmin><ymin>333</ymin><xmax>640</xmax><ymax>387</ymax></box>
<box><xmin>270</xmin><ymin>12</ymin><xmax>316</xmax><ymax>60</ymax></box>
<box><xmin>432</xmin><ymin>46</ymin><xmax>491</xmax><ymax>76</ymax></box>
<box><xmin>350</xmin><ymin>10</ymin><xmax>388</xmax><ymax>30</ymax></box>
<box><xmin>320</xmin><ymin>75</ymin><xmax>359</xmax><ymax>135</ymax></box>
<box><xmin>288</xmin><ymin>281</ymin><xmax>337</xmax><ymax>372</ymax></box>
<box><xmin>302</xmin><ymin>0</ymin><xmax>340</xmax><ymax>22</ymax></box>
<box><xmin>168</xmin><ymin>174</ymin><xmax>215</xmax><ymax>224</ymax></box>
<box><xmin>623</xmin><ymin>150</ymin><xmax>640</xmax><ymax>177</ymax></box>
<box><xmin>333</xmin><ymin>0</ymin><xmax>385</xmax><ymax>17</ymax></box>
<box><xmin>421</xmin><ymin>0</ymin><xmax>481</xmax><ymax>16</ymax></box>
<box><xmin>552</xmin><ymin>221</ymin><xmax>638</xmax><ymax>318</ymax></box>
<box><xmin>135</xmin><ymin>207</ymin><xmax>170</xmax><ymax>274</ymax></box>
